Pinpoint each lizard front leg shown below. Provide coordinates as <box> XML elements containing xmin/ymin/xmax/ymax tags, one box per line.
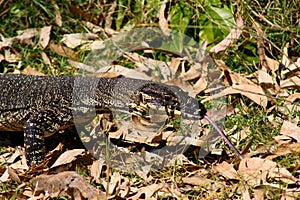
<box><xmin>24</xmin><ymin>108</ymin><xmax>73</xmax><ymax>166</ymax></box>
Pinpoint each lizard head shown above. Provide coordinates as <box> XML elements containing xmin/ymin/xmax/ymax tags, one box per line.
<box><xmin>128</xmin><ymin>83</ymin><xmax>206</xmax><ymax>121</ymax></box>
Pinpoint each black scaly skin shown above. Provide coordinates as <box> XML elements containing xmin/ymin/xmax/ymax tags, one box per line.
<box><xmin>0</xmin><ymin>74</ymin><xmax>206</xmax><ymax>166</ymax></box>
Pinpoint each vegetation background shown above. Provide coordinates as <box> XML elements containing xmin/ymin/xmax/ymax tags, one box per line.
<box><xmin>0</xmin><ymin>0</ymin><xmax>299</xmax><ymax>199</ymax></box>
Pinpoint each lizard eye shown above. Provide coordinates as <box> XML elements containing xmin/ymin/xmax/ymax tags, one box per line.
<box><xmin>164</xmin><ymin>95</ymin><xmax>171</xmax><ymax>101</ymax></box>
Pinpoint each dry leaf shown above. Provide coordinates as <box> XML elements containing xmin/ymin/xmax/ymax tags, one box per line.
<box><xmin>62</xmin><ymin>33</ymin><xmax>98</xmax><ymax>49</ymax></box>
<box><xmin>38</xmin><ymin>26</ymin><xmax>52</xmax><ymax>49</ymax></box>
<box><xmin>169</xmin><ymin>58</ymin><xmax>181</xmax><ymax>75</ymax></box>
<box><xmin>253</xmin><ymin>187</ymin><xmax>265</xmax><ymax>200</ymax></box>
<box><xmin>4</xmin><ymin>49</ymin><xmax>21</xmax><ymax>63</ymax></box>
<box><xmin>266</xmin><ymin>142</ymin><xmax>300</xmax><ymax>160</ymax></box>
<box><xmin>181</xmin><ymin>176</ymin><xmax>212</xmax><ymax>187</ymax></box>
<box><xmin>124</xmin><ymin>52</ymin><xmax>171</xmax><ymax>81</ymax></box>
<box><xmin>240</xmin><ymin>185</ymin><xmax>251</xmax><ymax>200</ymax></box>
<box><xmin>0</xmin><ymin>41</ymin><xmax>11</xmax><ymax>49</ymax></box>
<box><xmin>180</xmin><ymin>65</ymin><xmax>201</xmax><ymax>80</ymax></box>
<box><xmin>193</xmin><ymin>76</ymin><xmax>208</xmax><ymax>94</ymax></box>
<box><xmin>0</xmin><ymin>54</ymin><xmax>4</xmax><ymax>62</ymax></box>
<box><xmin>16</xmin><ymin>28</ymin><xmax>39</xmax><ymax>44</ymax></box>
<box><xmin>53</xmin><ymin>2</ymin><xmax>62</xmax><ymax>27</ymax></box>
<box><xmin>202</xmin><ymin>84</ymin><xmax>268</xmax><ymax>108</ymax></box>
<box><xmin>106</xmin><ymin>172</ymin><xmax>121</xmax><ymax>195</ymax></box>
<box><xmin>280</xmin><ymin>121</ymin><xmax>300</xmax><ymax>142</ymax></box>
<box><xmin>214</xmin><ymin>161</ymin><xmax>240</xmax><ymax>180</ymax></box>
<box><xmin>7</xmin><ymin>167</ymin><xmax>21</xmax><ymax>183</ymax></box>
<box><xmin>286</xmin><ymin>93</ymin><xmax>300</xmax><ymax>103</ymax></box>
<box><xmin>252</xmin><ymin>19</ymin><xmax>272</xmax><ymax>72</ymax></box>
<box><xmin>0</xmin><ymin>169</ymin><xmax>10</xmax><ymax>182</ymax></box>
<box><xmin>257</xmin><ymin>69</ymin><xmax>274</xmax><ymax>85</ymax></box>
<box><xmin>85</xmin><ymin>21</ymin><xmax>104</xmax><ymax>34</ymax></box>
<box><xmin>265</xmin><ymin>56</ymin><xmax>280</xmax><ymax>73</ymax></box>
<box><xmin>32</xmin><ymin>171</ymin><xmax>106</xmax><ymax>199</ymax></box>
<box><xmin>90</xmin><ymin>160</ymin><xmax>105</xmax><ymax>182</ymax></box>
<box><xmin>68</xmin><ymin>4</ymin><xmax>96</xmax><ymax>24</ymax></box>
<box><xmin>281</xmin><ymin>57</ymin><xmax>300</xmax><ymax>77</ymax></box>
<box><xmin>209</xmin><ymin>16</ymin><xmax>243</xmax><ymax>53</ymax></box>
<box><xmin>41</xmin><ymin>51</ymin><xmax>51</xmax><ymax>65</ymax></box>
<box><xmin>281</xmin><ymin>187</ymin><xmax>300</xmax><ymax>200</ymax></box>
<box><xmin>22</xmin><ymin>66</ymin><xmax>46</xmax><ymax>76</ymax></box>
<box><xmin>232</xmin><ymin>84</ymin><xmax>268</xmax><ymax>108</ymax></box>
<box><xmin>0</xmin><ymin>28</ymin><xmax>39</xmax><ymax>49</ymax></box>
<box><xmin>50</xmin><ymin>149</ymin><xmax>86</xmax><ymax>168</ymax></box>
<box><xmin>6</xmin><ymin>148</ymin><xmax>22</xmax><ymax>164</ymax></box>
<box><xmin>68</xmin><ymin>59</ymin><xmax>97</xmax><ymax>73</ymax></box>
<box><xmin>130</xmin><ymin>183</ymin><xmax>163</xmax><ymax>200</ymax></box>
<box><xmin>118</xmin><ymin>176</ymin><xmax>131</xmax><ymax>198</ymax></box>
<box><xmin>105</xmin><ymin>1</ymin><xmax>117</xmax><ymax>29</ymax></box>
<box><xmin>158</xmin><ymin>0</ymin><xmax>170</xmax><ymax>36</ymax></box>
<box><xmin>49</xmin><ymin>42</ymin><xmax>78</xmax><ymax>60</ymax></box>
<box><xmin>281</xmin><ymin>44</ymin><xmax>290</xmax><ymax>68</ymax></box>
<box><xmin>239</xmin><ymin>158</ymin><xmax>297</xmax><ymax>186</ymax></box>
<box><xmin>280</xmin><ymin>76</ymin><xmax>300</xmax><ymax>88</ymax></box>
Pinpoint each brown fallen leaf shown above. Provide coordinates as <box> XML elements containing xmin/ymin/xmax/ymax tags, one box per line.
<box><xmin>265</xmin><ymin>56</ymin><xmax>280</xmax><ymax>73</ymax></box>
<box><xmin>238</xmin><ymin>157</ymin><xmax>297</xmax><ymax>186</ymax></box>
<box><xmin>193</xmin><ymin>76</ymin><xmax>208</xmax><ymax>94</ymax></box>
<box><xmin>4</xmin><ymin>49</ymin><xmax>21</xmax><ymax>63</ymax></box>
<box><xmin>266</xmin><ymin>142</ymin><xmax>300</xmax><ymax>160</ymax></box>
<box><xmin>62</xmin><ymin>33</ymin><xmax>98</xmax><ymax>49</ymax></box>
<box><xmin>32</xmin><ymin>171</ymin><xmax>106</xmax><ymax>199</ymax></box>
<box><xmin>158</xmin><ymin>0</ymin><xmax>170</xmax><ymax>36</ymax></box>
<box><xmin>213</xmin><ymin>161</ymin><xmax>240</xmax><ymax>180</ymax></box>
<box><xmin>253</xmin><ymin>187</ymin><xmax>265</xmax><ymax>200</ymax></box>
<box><xmin>50</xmin><ymin>149</ymin><xmax>86</xmax><ymax>169</ymax></box>
<box><xmin>124</xmin><ymin>52</ymin><xmax>172</xmax><ymax>81</ymax></box>
<box><xmin>257</xmin><ymin>69</ymin><xmax>275</xmax><ymax>85</ymax></box>
<box><xmin>180</xmin><ymin>65</ymin><xmax>201</xmax><ymax>80</ymax></box>
<box><xmin>169</xmin><ymin>58</ymin><xmax>181</xmax><ymax>76</ymax></box>
<box><xmin>105</xmin><ymin>1</ymin><xmax>117</xmax><ymax>29</ymax></box>
<box><xmin>252</xmin><ymin>19</ymin><xmax>270</xmax><ymax>71</ymax></box>
<box><xmin>53</xmin><ymin>2</ymin><xmax>62</xmax><ymax>27</ymax></box>
<box><xmin>96</xmin><ymin>64</ymin><xmax>151</xmax><ymax>80</ymax></box>
<box><xmin>103</xmin><ymin>172</ymin><xmax>121</xmax><ymax>195</ymax></box>
<box><xmin>38</xmin><ymin>26</ymin><xmax>52</xmax><ymax>49</ymax></box>
<box><xmin>0</xmin><ymin>28</ymin><xmax>39</xmax><ymax>50</ymax></box>
<box><xmin>181</xmin><ymin>176</ymin><xmax>212</xmax><ymax>187</ymax></box>
<box><xmin>7</xmin><ymin>167</ymin><xmax>21</xmax><ymax>183</ymax></box>
<box><xmin>22</xmin><ymin>66</ymin><xmax>46</xmax><ymax>76</ymax></box>
<box><xmin>286</xmin><ymin>92</ymin><xmax>300</xmax><ymax>103</ymax></box>
<box><xmin>90</xmin><ymin>159</ymin><xmax>105</xmax><ymax>183</ymax></box>
<box><xmin>281</xmin><ymin>57</ymin><xmax>300</xmax><ymax>78</ymax></box>
<box><xmin>16</xmin><ymin>28</ymin><xmax>39</xmax><ymax>44</ymax></box>
<box><xmin>130</xmin><ymin>183</ymin><xmax>163</xmax><ymax>200</ymax></box>
<box><xmin>280</xmin><ymin>76</ymin><xmax>300</xmax><ymax>88</ymax></box>
<box><xmin>49</xmin><ymin>42</ymin><xmax>78</xmax><ymax>60</ymax></box>
<box><xmin>209</xmin><ymin>16</ymin><xmax>243</xmax><ymax>53</ymax></box>
<box><xmin>239</xmin><ymin>185</ymin><xmax>251</xmax><ymax>200</ymax></box>
<box><xmin>202</xmin><ymin>84</ymin><xmax>268</xmax><ymax>109</ymax></box>
<box><xmin>6</xmin><ymin>148</ymin><xmax>22</xmax><ymax>164</ymax></box>
<box><xmin>68</xmin><ymin>4</ymin><xmax>97</xmax><ymax>24</ymax></box>
<box><xmin>280</xmin><ymin>121</ymin><xmax>300</xmax><ymax>142</ymax></box>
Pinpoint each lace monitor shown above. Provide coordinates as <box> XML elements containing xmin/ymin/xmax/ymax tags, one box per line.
<box><xmin>0</xmin><ymin>74</ymin><xmax>212</xmax><ymax>166</ymax></box>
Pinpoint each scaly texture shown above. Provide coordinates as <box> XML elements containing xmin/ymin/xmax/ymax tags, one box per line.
<box><xmin>0</xmin><ymin>74</ymin><xmax>206</xmax><ymax>166</ymax></box>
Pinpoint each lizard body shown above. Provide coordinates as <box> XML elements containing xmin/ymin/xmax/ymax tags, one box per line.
<box><xmin>0</xmin><ymin>74</ymin><xmax>206</xmax><ymax>166</ymax></box>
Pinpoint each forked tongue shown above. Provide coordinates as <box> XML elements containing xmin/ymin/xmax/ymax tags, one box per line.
<box><xmin>203</xmin><ymin>114</ymin><xmax>243</xmax><ymax>159</ymax></box>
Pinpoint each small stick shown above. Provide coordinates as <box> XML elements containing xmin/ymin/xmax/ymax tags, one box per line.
<box><xmin>203</xmin><ymin>115</ymin><xmax>243</xmax><ymax>159</ymax></box>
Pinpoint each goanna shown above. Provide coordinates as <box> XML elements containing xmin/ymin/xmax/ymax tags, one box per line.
<box><xmin>0</xmin><ymin>74</ymin><xmax>206</xmax><ymax>166</ymax></box>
